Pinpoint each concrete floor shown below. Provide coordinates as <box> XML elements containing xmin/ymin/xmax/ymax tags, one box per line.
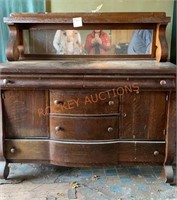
<box><xmin>0</xmin><ymin>163</ymin><xmax>177</xmax><ymax>200</ymax></box>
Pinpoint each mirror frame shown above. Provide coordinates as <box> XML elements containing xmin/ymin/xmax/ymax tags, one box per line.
<box><xmin>4</xmin><ymin>12</ymin><xmax>170</xmax><ymax>62</ymax></box>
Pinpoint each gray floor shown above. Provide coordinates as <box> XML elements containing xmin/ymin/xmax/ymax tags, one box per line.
<box><xmin>0</xmin><ymin>163</ymin><xmax>177</xmax><ymax>200</ymax></box>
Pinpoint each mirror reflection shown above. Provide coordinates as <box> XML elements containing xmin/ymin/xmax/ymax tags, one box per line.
<box><xmin>23</xmin><ymin>29</ymin><xmax>153</xmax><ymax>55</ymax></box>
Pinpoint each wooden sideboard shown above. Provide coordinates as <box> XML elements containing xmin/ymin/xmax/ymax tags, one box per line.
<box><xmin>0</xmin><ymin>60</ymin><xmax>176</xmax><ymax>184</ymax></box>
<box><xmin>0</xmin><ymin>12</ymin><xmax>176</xmax><ymax>184</ymax></box>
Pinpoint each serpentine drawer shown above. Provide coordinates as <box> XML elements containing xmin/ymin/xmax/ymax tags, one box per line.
<box><xmin>50</xmin><ymin>89</ymin><xmax>119</xmax><ymax>114</ymax></box>
<box><xmin>5</xmin><ymin>139</ymin><xmax>165</xmax><ymax>166</ymax></box>
<box><xmin>50</xmin><ymin>115</ymin><xmax>119</xmax><ymax>140</ymax></box>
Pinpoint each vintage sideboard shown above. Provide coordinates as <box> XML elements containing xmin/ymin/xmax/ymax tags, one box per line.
<box><xmin>0</xmin><ymin>12</ymin><xmax>176</xmax><ymax>184</ymax></box>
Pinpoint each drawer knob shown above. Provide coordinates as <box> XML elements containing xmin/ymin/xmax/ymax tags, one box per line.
<box><xmin>55</xmin><ymin>126</ymin><xmax>61</xmax><ymax>131</ymax></box>
<box><xmin>3</xmin><ymin>79</ymin><xmax>9</xmax><ymax>85</ymax></box>
<box><xmin>54</xmin><ymin>100</ymin><xmax>63</xmax><ymax>105</ymax></box>
<box><xmin>108</xmin><ymin>101</ymin><xmax>114</xmax><ymax>106</ymax></box>
<box><xmin>108</xmin><ymin>127</ymin><xmax>113</xmax><ymax>132</ymax></box>
<box><xmin>123</xmin><ymin>113</ymin><xmax>127</xmax><ymax>117</ymax></box>
<box><xmin>160</xmin><ymin>80</ymin><xmax>167</xmax><ymax>85</ymax></box>
<box><xmin>154</xmin><ymin>151</ymin><xmax>159</xmax><ymax>156</ymax></box>
<box><xmin>10</xmin><ymin>147</ymin><xmax>16</xmax><ymax>154</ymax></box>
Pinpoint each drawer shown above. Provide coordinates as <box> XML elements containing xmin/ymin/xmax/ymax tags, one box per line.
<box><xmin>5</xmin><ymin>139</ymin><xmax>165</xmax><ymax>165</ymax></box>
<box><xmin>50</xmin><ymin>116</ymin><xmax>119</xmax><ymax>140</ymax></box>
<box><xmin>83</xmin><ymin>76</ymin><xmax>176</xmax><ymax>90</ymax></box>
<box><xmin>50</xmin><ymin>89</ymin><xmax>119</xmax><ymax>114</ymax></box>
<box><xmin>0</xmin><ymin>77</ymin><xmax>175</xmax><ymax>90</ymax></box>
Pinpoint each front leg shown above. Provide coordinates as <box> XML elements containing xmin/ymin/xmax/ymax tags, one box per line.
<box><xmin>164</xmin><ymin>92</ymin><xmax>176</xmax><ymax>185</ymax></box>
<box><xmin>0</xmin><ymin>161</ymin><xmax>9</xmax><ymax>179</ymax></box>
<box><xmin>164</xmin><ymin>165</ymin><xmax>174</xmax><ymax>184</ymax></box>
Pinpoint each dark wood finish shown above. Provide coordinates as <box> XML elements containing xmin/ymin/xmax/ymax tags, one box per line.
<box><xmin>0</xmin><ymin>91</ymin><xmax>9</xmax><ymax>179</ymax></box>
<box><xmin>3</xmin><ymin>12</ymin><xmax>170</xmax><ymax>62</ymax></box>
<box><xmin>50</xmin><ymin>89</ymin><xmax>119</xmax><ymax>114</ymax></box>
<box><xmin>2</xmin><ymin>90</ymin><xmax>48</xmax><ymax>138</ymax></box>
<box><xmin>120</xmin><ymin>92</ymin><xmax>167</xmax><ymax>140</ymax></box>
<box><xmin>4</xmin><ymin>12</ymin><xmax>170</xmax><ymax>24</ymax></box>
<box><xmin>0</xmin><ymin>60</ymin><xmax>175</xmax><ymax>184</ymax></box>
<box><xmin>164</xmin><ymin>92</ymin><xmax>176</xmax><ymax>183</ymax></box>
<box><xmin>0</xmin><ymin>60</ymin><xmax>176</xmax><ymax>75</ymax></box>
<box><xmin>50</xmin><ymin>116</ymin><xmax>119</xmax><ymax>140</ymax></box>
<box><xmin>0</xmin><ymin>13</ymin><xmax>176</xmax><ymax>184</ymax></box>
<box><xmin>5</xmin><ymin>139</ymin><xmax>165</xmax><ymax>165</ymax></box>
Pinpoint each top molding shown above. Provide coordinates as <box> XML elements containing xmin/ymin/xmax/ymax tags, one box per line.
<box><xmin>4</xmin><ymin>12</ymin><xmax>170</xmax><ymax>24</ymax></box>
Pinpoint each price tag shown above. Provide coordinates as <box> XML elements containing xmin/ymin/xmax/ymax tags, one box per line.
<box><xmin>73</xmin><ymin>17</ymin><xmax>83</xmax><ymax>28</ymax></box>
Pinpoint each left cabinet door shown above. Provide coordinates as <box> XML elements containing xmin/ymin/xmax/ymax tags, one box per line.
<box><xmin>2</xmin><ymin>90</ymin><xmax>49</xmax><ymax>138</ymax></box>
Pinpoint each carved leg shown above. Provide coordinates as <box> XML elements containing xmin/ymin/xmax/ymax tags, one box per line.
<box><xmin>164</xmin><ymin>92</ymin><xmax>176</xmax><ymax>185</ymax></box>
<box><xmin>0</xmin><ymin>92</ymin><xmax>9</xmax><ymax>180</ymax></box>
<box><xmin>164</xmin><ymin>165</ymin><xmax>175</xmax><ymax>185</ymax></box>
<box><xmin>0</xmin><ymin>161</ymin><xmax>9</xmax><ymax>179</ymax></box>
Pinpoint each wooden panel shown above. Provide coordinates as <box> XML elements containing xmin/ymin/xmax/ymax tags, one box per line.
<box><xmin>50</xmin><ymin>116</ymin><xmax>119</xmax><ymax>140</ymax></box>
<box><xmin>0</xmin><ymin>77</ymin><xmax>175</xmax><ymax>90</ymax></box>
<box><xmin>165</xmin><ymin>92</ymin><xmax>176</xmax><ymax>164</ymax></box>
<box><xmin>0</xmin><ymin>60</ymin><xmax>176</xmax><ymax>75</ymax></box>
<box><xmin>120</xmin><ymin>92</ymin><xmax>167</xmax><ymax>140</ymax></box>
<box><xmin>5</xmin><ymin>140</ymin><xmax>165</xmax><ymax>165</ymax></box>
<box><xmin>5</xmin><ymin>140</ymin><xmax>49</xmax><ymax>161</ymax></box>
<box><xmin>50</xmin><ymin>89</ymin><xmax>119</xmax><ymax>114</ymax></box>
<box><xmin>0</xmin><ymin>76</ymin><xmax>175</xmax><ymax>91</ymax></box>
<box><xmin>3</xmin><ymin>90</ymin><xmax>49</xmax><ymax>138</ymax></box>
<box><xmin>5</xmin><ymin>12</ymin><xmax>170</xmax><ymax>24</ymax></box>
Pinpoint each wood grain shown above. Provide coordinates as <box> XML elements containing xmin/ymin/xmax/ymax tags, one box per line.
<box><xmin>50</xmin><ymin>115</ymin><xmax>119</xmax><ymax>140</ymax></box>
<box><xmin>120</xmin><ymin>92</ymin><xmax>167</xmax><ymax>140</ymax></box>
<box><xmin>5</xmin><ymin>139</ymin><xmax>165</xmax><ymax>165</ymax></box>
<box><xmin>3</xmin><ymin>90</ymin><xmax>49</xmax><ymax>138</ymax></box>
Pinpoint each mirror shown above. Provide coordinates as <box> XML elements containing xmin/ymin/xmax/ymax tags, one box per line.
<box><xmin>23</xmin><ymin>29</ymin><xmax>153</xmax><ymax>55</ymax></box>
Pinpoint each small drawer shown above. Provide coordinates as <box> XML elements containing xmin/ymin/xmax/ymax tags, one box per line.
<box><xmin>50</xmin><ymin>116</ymin><xmax>119</xmax><ymax>140</ymax></box>
<box><xmin>50</xmin><ymin>89</ymin><xmax>119</xmax><ymax>114</ymax></box>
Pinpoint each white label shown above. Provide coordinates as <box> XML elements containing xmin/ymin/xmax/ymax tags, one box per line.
<box><xmin>73</xmin><ymin>17</ymin><xmax>83</xmax><ymax>28</ymax></box>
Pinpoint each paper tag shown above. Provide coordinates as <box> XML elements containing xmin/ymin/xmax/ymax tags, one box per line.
<box><xmin>73</xmin><ymin>17</ymin><xmax>83</xmax><ymax>28</ymax></box>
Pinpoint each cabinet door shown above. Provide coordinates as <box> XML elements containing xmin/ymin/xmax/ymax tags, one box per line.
<box><xmin>120</xmin><ymin>92</ymin><xmax>167</xmax><ymax>140</ymax></box>
<box><xmin>2</xmin><ymin>90</ymin><xmax>48</xmax><ymax>138</ymax></box>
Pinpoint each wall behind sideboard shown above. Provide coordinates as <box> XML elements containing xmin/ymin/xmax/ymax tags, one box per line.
<box><xmin>46</xmin><ymin>0</ymin><xmax>174</xmax><ymax>58</ymax></box>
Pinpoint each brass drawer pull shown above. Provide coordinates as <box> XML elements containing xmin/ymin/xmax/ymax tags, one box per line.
<box><xmin>54</xmin><ymin>100</ymin><xmax>63</xmax><ymax>105</ymax></box>
<box><xmin>160</xmin><ymin>80</ymin><xmax>167</xmax><ymax>85</ymax></box>
<box><xmin>108</xmin><ymin>127</ymin><xmax>113</xmax><ymax>132</ymax></box>
<box><xmin>123</xmin><ymin>113</ymin><xmax>127</xmax><ymax>117</ymax></box>
<box><xmin>3</xmin><ymin>79</ymin><xmax>11</xmax><ymax>85</ymax></box>
<box><xmin>154</xmin><ymin>150</ymin><xmax>159</xmax><ymax>156</ymax></box>
<box><xmin>108</xmin><ymin>101</ymin><xmax>114</xmax><ymax>106</ymax></box>
<box><xmin>55</xmin><ymin>126</ymin><xmax>62</xmax><ymax>131</ymax></box>
<box><xmin>10</xmin><ymin>147</ymin><xmax>16</xmax><ymax>154</ymax></box>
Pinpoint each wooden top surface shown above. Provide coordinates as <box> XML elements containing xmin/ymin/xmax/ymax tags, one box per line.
<box><xmin>4</xmin><ymin>12</ymin><xmax>170</xmax><ymax>24</ymax></box>
<box><xmin>0</xmin><ymin>59</ymin><xmax>176</xmax><ymax>75</ymax></box>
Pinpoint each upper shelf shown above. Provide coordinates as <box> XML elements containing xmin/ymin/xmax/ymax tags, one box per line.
<box><xmin>4</xmin><ymin>12</ymin><xmax>170</xmax><ymax>24</ymax></box>
<box><xmin>4</xmin><ymin>12</ymin><xmax>171</xmax><ymax>62</ymax></box>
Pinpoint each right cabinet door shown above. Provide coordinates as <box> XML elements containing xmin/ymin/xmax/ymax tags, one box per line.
<box><xmin>119</xmin><ymin>91</ymin><xmax>168</xmax><ymax>140</ymax></box>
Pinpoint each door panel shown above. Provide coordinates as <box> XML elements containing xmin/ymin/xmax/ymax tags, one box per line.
<box><xmin>120</xmin><ymin>92</ymin><xmax>167</xmax><ymax>140</ymax></box>
<box><xmin>3</xmin><ymin>90</ymin><xmax>49</xmax><ymax>138</ymax></box>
